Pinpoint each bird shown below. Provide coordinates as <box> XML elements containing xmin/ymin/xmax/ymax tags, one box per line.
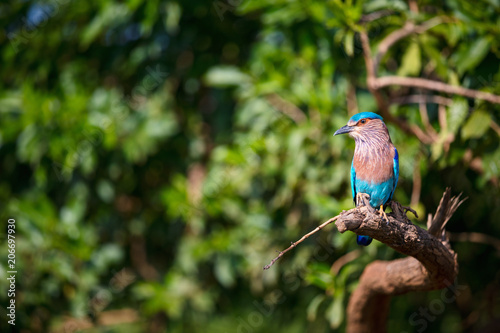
<box><xmin>334</xmin><ymin>112</ymin><xmax>399</xmax><ymax>246</ymax></box>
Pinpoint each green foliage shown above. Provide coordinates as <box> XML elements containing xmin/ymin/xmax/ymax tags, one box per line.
<box><xmin>0</xmin><ymin>0</ymin><xmax>500</xmax><ymax>332</ymax></box>
<box><xmin>397</xmin><ymin>42</ymin><xmax>422</xmax><ymax>77</ymax></box>
<box><xmin>462</xmin><ymin>110</ymin><xmax>491</xmax><ymax>140</ymax></box>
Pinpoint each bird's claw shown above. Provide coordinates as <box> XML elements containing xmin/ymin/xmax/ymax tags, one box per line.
<box><xmin>356</xmin><ymin>193</ymin><xmax>372</xmax><ymax>209</ymax></box>
<box><xmin>378</xmin><ymin>204</ymin><xmax>389</xmax><ymax>224</ymax></box>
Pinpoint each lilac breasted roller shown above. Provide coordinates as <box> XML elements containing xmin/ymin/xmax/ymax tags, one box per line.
<box><xmin>334</xmin><ymin>112</ymin><xmax>399</xmax><ymax>246</ymax></box>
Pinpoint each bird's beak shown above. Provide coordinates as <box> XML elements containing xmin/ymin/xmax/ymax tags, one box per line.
<box><xmin>334</xmin><ymin>125</ymin><xmax>352</xmax><ymax>136</ymax></box>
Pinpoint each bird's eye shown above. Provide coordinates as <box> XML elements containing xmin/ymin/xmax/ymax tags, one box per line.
<box><xmin>360</xmin><ymin>119</ymin><xmax>366</xmax><ymax>124</ymax></box>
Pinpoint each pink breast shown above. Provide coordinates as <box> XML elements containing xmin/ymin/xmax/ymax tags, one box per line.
<box><xmin>353</xmin><ymin>149</ymin><xmax>394</xmax><ymax>183</ymax></box>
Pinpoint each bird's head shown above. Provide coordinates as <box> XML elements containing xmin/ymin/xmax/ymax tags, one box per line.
<box><xmin>334</xmin><ymin>112</ymin><xmax>387</xmax><ymax>141</ymax></box>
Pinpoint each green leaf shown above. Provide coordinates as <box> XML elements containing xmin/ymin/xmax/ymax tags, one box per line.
<box><xmin>307</xmin><ymin>294</ymin><xmax>326</xmax><ymax>321</ymax></box>
<box><xmin>397</xmin><ymin>42</ymin><xmax>421</xmax><ymax>76</ymax></box>
<box><xmin>420</xmin><ymin>38</ymin><xmax>448</xmax><ymax>78</ymax></box>
<box><xmin>326</xmin><ymin>294</ymin><xmax>345</xmax><ymax>329</ymax></box>
<box><xmin>204</xmin><ymin>66</ymin><xmax>251</xmax><ymax>87</ymax></box>
<box><xmin>164</xmin><ymin>2</ymin><xmax>182</xmax><ymax>34</ymax></box>
<box><xmin>462</xmin><ymin>110</ymin><xmax>491</xmax><ymax>140</ymax></box>
<box><xmin>483</xmin><ymin>147</ymin><xmax>500</xmax><ymax>182</ymax></box>
<box><xmin>214</xmin><ymin>256</ymin><xmax>235</xmax><ymax>288</ymax></box>
<box><xmin>456</xmin><ymin>37</ymin><xmax>491</xmax><ymax>75</ymax></box>
<box><xmin>448</xmin><ymin>98</ymin><xmax>469</xmax><ymax>135</ymax></box>
<box><xmin>344</xmin><ymin>30</ymin><xmax>355</xmax><ymax>57</ymax></box>
<box><xmin>80</xmin><ymin>4</ymin><xmax>130</xmax><ymax>49</ymax></box>
<box><xmin>364</xmin><ymin>0</ymin><xmax>408</xmax><ymax>12</ymax></box>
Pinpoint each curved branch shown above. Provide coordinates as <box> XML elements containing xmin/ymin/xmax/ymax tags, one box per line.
<box><xmin>374</xmin><ymin>76</ymin><xmax>500</xmax><ymax>104</ymax></box>
<box><xmin>335</xmin><ymin>189</ymin><xmax>462</xmax><ymax>333</ymax></box>
<box><xmin>491</xmin><ymin>120</ymin><xmax>500</xmax><ymax>136</ymax></box>
<box><xmin>389</xmin><ymin>94</ymin><xmax>453</xmax><ymax>106</ymax></box>
<box><xmin>335</xmin><ymin>199</ymin><xmax>458</xmax><ymax>284</ymax></box>
<box><xmin>374</xmin><ymin>17</ymin><xmax>443</xmax><ymax>75</ymax></box>
<box><xmin>266</xmin><ymin>93</ymin><xmax>307</xmax><ymax>124</ymax></box>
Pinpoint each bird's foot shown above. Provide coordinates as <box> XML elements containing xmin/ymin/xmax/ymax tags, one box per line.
<box><xmin>356</xmin><ymin>193</ymin><xmax>373</xmax><ymax>210</ymax></box>
<box><xmin>378</xmin><ymin>204</ymin><xmax>389</xmax><ymax>224</ymax></box>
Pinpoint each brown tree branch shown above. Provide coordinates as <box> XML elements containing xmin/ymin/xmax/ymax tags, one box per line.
<box><xmin>374</xmin><ymin>76</ymin><xmax>500</xmax><ymax>104</ymax></box>
<box><xmin>410</xmin><ymin>156</ymin><xmax>422</xmax><ymax>207</ymax></box>
<box><xmin>359</xmin><ymin>31</ymin><xmax>377</xmax><ymax>93</ymax></box>
<box><xmin>408</xmin><ymin>0</ymin><xmax>419</xmax><ymax>13</ymax></box>
<box><xmin>263</xmin><ymin>188</ymin><xmax>463</xmax><ymax>333</ymax></box>
<box><xmin>390</xmin><ymin>94</ymin><xmax>453</xmax><ymax>106</ymax></box>
<box><xmin>54</xmin><ymin>309</ymin><xmax>140</xmax><ymax>333</ymax></box>
<box><xmin>347</xmin><ymin>81</ymin><xmax>359</xmax><ymax>116</ymax></box>
<box><xmin>359</xmin><ymin>17</ymin><xmax>500</xmax><ymax>146</ymax></box>
<box><xmin>359</xmin><ymin>31</ymin><xmax>435</xmax><ymax>144</ymax></box>
<box><xmin>335</xmin><ymin>189</ymin><xmax>462</xmax><ymax>333</ymax></box>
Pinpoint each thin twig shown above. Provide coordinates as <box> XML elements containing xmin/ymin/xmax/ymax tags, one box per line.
<box><xmin>448</xmin><ymin>232</ymin><xmax>500</xmax><ymax>252</ymax></box>
<box><xmin>390</xmin><ymin>94</ymin><xmax>453</xmax><ymax>106</ymax></box>
<box><xmin>410</xmin><ymin>157</ymin><xmax>421</xmax><ymax>207</ymax></box>
<box><xmin>263</xmin><ymin>215</ymin><xmax>339</xmax><ymax>270</ymax></box>
<box><xmin>374</xmin><ymin>17</ymin><xmax>443</xmax><ymax>74</ymax></box>
<box><xmin>375</xmin><ymin>76</ymin><xmax>500</xmax><ymax>104</ymax></box>
<box><xmin>359</xmin><ymin>10</ymin><xmax>394</xmax><ymax>23</ymax></box>
<box><xmin>491</xmin><ymin>120</ymin><xmax>500</xmax><ymax>137</ymax></box>
<box><xmin>330</xmin><ymin>249</ymin><xmax>362</xmax><ymax>275</ymax></box>
<box><xmin>419</xmin><ymin>98</ymin><xmax>439</xmax><ymax>140</ymax></box>
<box><xmin>360</xmin><ymin>29</ymin><xmax>392</xmax><ymax>121</ymax></box>
<box><xmin>266</xmin><ymin>93</ymin><xmax>307</xmax><ymax>124</ymax></box>
<box><xmin>359</xmin><ymin>31</ymin><xmax>377</xmax><ymax>93</ymax></box>
<box><xmin>347</xmin><ymin>81</ymin><xmax>359</xmax><ymax>116</ymax></box>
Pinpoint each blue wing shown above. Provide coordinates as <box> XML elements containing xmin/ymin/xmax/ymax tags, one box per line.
<box><xmin>389</xmin><ymin>147</ymin><xmax>399</xmax><ymax>201</ymax></box>
<box><xmin>350</xmin><ymin>160</ymin><xmax>357</xmax><ymax>204</ymax></box>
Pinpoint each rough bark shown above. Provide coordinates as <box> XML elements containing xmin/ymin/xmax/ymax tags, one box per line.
<box><xmin>335</xmin><ymin>189</ymin><xmax>464</xmax><ymax>333</ymax></box>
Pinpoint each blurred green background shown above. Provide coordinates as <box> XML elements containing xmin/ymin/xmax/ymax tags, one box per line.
<box><xmin>1</xmin><ymin>0</ymin><xmax>500</xmax><ymax>332</ymax></box>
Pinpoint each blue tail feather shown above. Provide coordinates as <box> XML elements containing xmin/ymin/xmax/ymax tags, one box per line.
<box><xmin>356</xmin><ymin>235</ymin><xmax>373</xmax><ymax>246</ymax></box>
